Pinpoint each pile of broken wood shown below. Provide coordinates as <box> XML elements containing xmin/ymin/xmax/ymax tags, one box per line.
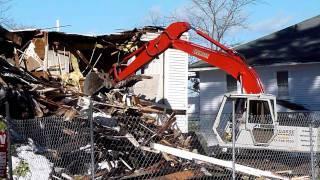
<box><xmin>0</xmin><ymin>55</ymin><xmax>230</xmax><ymax>179</ymax></box>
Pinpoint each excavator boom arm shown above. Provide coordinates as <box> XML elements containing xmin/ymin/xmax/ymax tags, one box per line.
<box><xmin>112</xmin><ymin>22</ymin><xmax>264</xmax><ymax>94</ymax></box>
<box><xmin>172</xmin><ymin>39</ymin><xmax>264</xmax><ymax>94</ymax></box>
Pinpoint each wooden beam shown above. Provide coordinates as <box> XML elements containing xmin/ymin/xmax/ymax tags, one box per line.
<box><xmin>0</xmin><ymin>26</ymin><xmax>22</xmax><ymax>46</ymax></box>
<box><xmin>150</xmin><ymin>143</ymin><xmax>289</xmax><ymax>180</ymax></box>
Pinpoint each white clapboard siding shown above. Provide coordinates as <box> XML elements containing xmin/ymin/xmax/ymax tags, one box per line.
<box><xmin>199</xmin><ymin>70</ymin><xmax>227</xmax><ymax>116</ymax></box>
<box><xmin>164</xmin><ymin>49</ymin><xmax>188</xmax><ymax>132</ymax></box>
<box><xmin>46</xmin><ymin>50</ymin><xmax>70</xmax><ymax>75</ymax></box>
<box><xmin>164</xmin><ymin>49</ymin><xmax>188</xmax><ymax>110</ymax></box>
<box><xmin>255</xmin><ymin>64</ymin><xmax>320</xmax><ymax>111</ymax></box>
<box><xmin>277</xmin><ymin>63</ymin><xmax>320</xmax><ymax>110</ymax></box>
<box><xmin>198</xmin><ymin>63</ymin><xmax>320</xmax><ymax>116</ymax></box>
<box><xmin>139</xmin><ymin>32</ymin><xmax>189</xmax><ymax>133</ymax></box>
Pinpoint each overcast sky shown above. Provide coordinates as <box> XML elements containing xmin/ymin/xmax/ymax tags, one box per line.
<box><xmin>7</xmin><ymin>0</ymin><xmax>320</xmax><ymax>43</ymax></box>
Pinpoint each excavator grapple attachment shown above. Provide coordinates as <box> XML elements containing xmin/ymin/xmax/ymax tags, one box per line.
<box><xmin>83</xmin><ymin>72</ymin><xmax>112</xmax><ymax>95</ymax></box>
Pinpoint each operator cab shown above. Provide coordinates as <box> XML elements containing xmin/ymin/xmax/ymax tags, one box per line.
<box><xmin>213</xmin><ymin>94</ymin><xmax>277</xmax><ymax>147</ymax></box>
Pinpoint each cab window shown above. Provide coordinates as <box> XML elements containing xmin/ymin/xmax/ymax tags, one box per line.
<box><xmin>248</xmin><ymin>100</ymin><xmax>273</xmax><ymax>124</ymax></box>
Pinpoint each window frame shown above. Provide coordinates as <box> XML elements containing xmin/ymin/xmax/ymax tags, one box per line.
<box><xmin>276</xmin><ymin>71</ymin><xmax>289</xmax><ymax>99</ymax></box>
<box><xmin>247</xmin><ymin>99</ymin><xmax>275</xmax><ymax>125</ymax></box>
<box><xmin>226</xmin><ymin>74</ymin><xmax>237</xmax><ymax>93</ymax></box>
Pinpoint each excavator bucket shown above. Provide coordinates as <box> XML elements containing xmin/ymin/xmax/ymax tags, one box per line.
<box><xmin>83</xmin><ymin>71</ymin><xmax>113</xmax><ymax>95</ymax></box>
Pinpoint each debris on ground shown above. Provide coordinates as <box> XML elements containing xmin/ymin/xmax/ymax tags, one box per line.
<box><xmin>12</xmin><ymin>144</ymin><xmax>52</xmax><ymax>180</ymax></box>
<box><xmin>0</xmin><ymin>26</ymin><xmax>206</xmax><ymax>179</ymax></box>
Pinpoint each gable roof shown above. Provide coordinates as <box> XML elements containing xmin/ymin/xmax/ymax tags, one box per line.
<box><xmin>190</xmin><ymin>15</ymin><xmax>320</xmax><ymax>70</ymax></box>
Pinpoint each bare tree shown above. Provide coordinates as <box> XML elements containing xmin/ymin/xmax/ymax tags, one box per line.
<box><xmin>0</xmin><ymin>0</ymin><xmax>13</xmax><ymax>28</ymax></box>
<box><xmin>164</xmin><ymin>0</ymin><xmax>257</xmax><ymax>48</ymax></box>
<box><xmin>0</xmin><ymin>1</ymin><xmax>34</xmax><ymax>30</ymax></box>
<box><xmin>190</xmin><ymin>0</ymin><xmax>255</xmax><ymax>44</ymax></box>
<box><xmin>144</xmin><ymin>0</ymin><xmax>258</xmax><ymax>93</ymax></box>
<box><xmin>145</xmin><ymin>8</ymin><xmax>167</xmax><ymax>27</ymax></box>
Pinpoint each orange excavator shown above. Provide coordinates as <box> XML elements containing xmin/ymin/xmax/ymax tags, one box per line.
<box><xmin>87</xmin><ymin>22</ymin><xmax>317</xmax><ymax>152</ymax></box>
<box><xmin>109</xmin><ymin>22</ymin><xmax>264</xmax><ymax>94</ymax></box>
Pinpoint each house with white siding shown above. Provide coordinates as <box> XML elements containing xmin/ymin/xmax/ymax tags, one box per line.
<box><xmin>133</xmin><ymin>32</ymin><xmax>189</xmax><ymax>133</ymax></box>
<box><xmin>189</xmin><ymin>15</ymin><xmax>320</xmax><ymax>133</ymax></box>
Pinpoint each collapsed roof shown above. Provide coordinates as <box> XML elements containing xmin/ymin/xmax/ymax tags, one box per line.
<box><xmin>0</xmin><ymin>25</ymin><xmax>164</xmax><ymax>74</ymax></box>
<box><xmin>0</xmin><ymin>25</ymin><xmax>167</xmax><ymax>119</ymax></box>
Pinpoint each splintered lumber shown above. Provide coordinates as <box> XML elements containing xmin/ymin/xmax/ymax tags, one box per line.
<box><xmin>157</xmin><ymin>113</ymin><xmax>176</xmax><ymax>135</ymax></box>
<box><xmin>139</xmin><ymin>106</ymin><xmax>167</xmax><ymax>114</ymax></box>
<box><xmin>75</xmin><ymin>50</ymin><xmax>91</xmax><ymax>68</ymax></box>
<box><xmin>150</xmin><ymin>143</ymin><xmax>289</xmax><ymax>180</ymax></box>
<box><xmin>154</xmin><ymin>170</ymin><xmax>198</xmax><ymax>180</ymax></box>
<box><xmin>0</xmin><ymin>26</ymin><xmax>22</xmax><ymax>45</ymax></box>
<box><xmin>114</xmin><ymin>75</ymin><xmax>152</xmax><ymax>89</ymax></box>
<box><xmin>137</xmin><ymin>98</ymin><xmax>186</xmax><ymax>115</ymax></box>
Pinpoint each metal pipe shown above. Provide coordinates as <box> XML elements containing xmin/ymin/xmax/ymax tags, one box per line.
<box><xmin>82</xmin><ymin>44</ymin><xmax>97</xmax><ymax>74</ymax></box>
<box><xmin>89</xmin><ymin>98</ymin><xmax>95</xmax><ymax>179</ymax></box>
<box><xmin>88</xmin><ymin>53</ymin><xmax>103</xmax><ymax>74</ymax></box>
<box><xmin>309</xmin><ymin>121</ymin><xmax>315</xmax><ymax>180</ymax></box>
<box><xmin>91</xmin><ymin>53</ymin><xmax>102</xmax><ymax>69</ymax></box>
<box><xmin>57</xmin><ymin>53</ymin><xmax>62</xmax><ymax>75</ymax></box>
<box><xmin>193</xmin><ymin>27</ymin><xmax>235</xmax><ymax>55</ymax></box>
<box><xmin>232</xmin><ymin>100</ymin><xmax>236</xmax><ymax>180</ymax></box>
<box><xmin>5</xmin><ymin>102</ymin><xmax>13</xmax><ymax>180</ymax></box>
<box><xmin>239</xmin><ymin>74</ymin><xmax>244</xmax><ymax>94</ymax></box>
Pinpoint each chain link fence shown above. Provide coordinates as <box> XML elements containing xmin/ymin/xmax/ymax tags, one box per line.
<box><xmin>9</xmin><ymin>116</ymin><xmax>92</xmax><ymax>179</ymax></box>
<box><xmin>3</xmin><ymin>108</ymin><xmax>320</xmax><ymax>179</ymax></box>
<box><xmin>189</xmin><ymin>112</ymin><xmax>320</xmax><ymax>179</ymax></box>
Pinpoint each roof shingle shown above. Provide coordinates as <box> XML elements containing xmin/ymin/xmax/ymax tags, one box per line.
<box><xmin>189</xmin><ymin>15</ymin><xmax>320</xmax><ymax>69</ymax></box>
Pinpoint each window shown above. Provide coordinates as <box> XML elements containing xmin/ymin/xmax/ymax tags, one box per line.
<box><xmin>277</xmin><ymin>71</ymin><xmax>289</xmax><ymax>98</ymax></box>
<box><xmin>226</xmin><ymin>74</ymin><xmax>237</xmax><ymax>92</ymax></box>
<box><xmin>235</xmin><ymin>98</ymin><xmax>246</xmax><ymax>115</ymax></box>
<box><xmin>136</xmin><ymin>67</ymin><xmax>145</xmax><ymax>75</ymax></box>
<box><xmin>217</xmin><ymin>98</ymin><xmax>233</xmax><ymax>140</ymax></box>
<box><xmin>221</xmin><ymin>98</ymin><xmax>233</xmax><ymax>114</ymax></box>
<box><xmin>248</xmin><ymin>100</ymin><xmax>273</xmax><ymax>124</ymax></box>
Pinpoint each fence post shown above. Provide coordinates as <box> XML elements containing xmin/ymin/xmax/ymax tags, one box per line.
<box><xmin>5</xmin><ymin>102</ymin><xmax>13</xmax><ymax>180</ymax></box>
<box><xmin>232</xmin><ymin>100</ymin><xmax>236</xmax><ymax>180</ymax></box>
<box><xmin>89</xmin><ymin>98</ymin><xmax>95</xmax><ymax>180</ymax></box>
<box><xmin>309</xmin><ymin>121</ymin><xmax>315</xmax><ymax>180</ymax></box>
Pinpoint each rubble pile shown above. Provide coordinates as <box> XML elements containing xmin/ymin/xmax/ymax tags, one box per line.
<box><xmin>0</xmin><ymin>26</ymin><xmax>158</xmax><ymax>119</ymax></box>
<box><xmin>0</xmin><ymin>54</ymin><xmax>219</xmax><ymax>179</ymax></box>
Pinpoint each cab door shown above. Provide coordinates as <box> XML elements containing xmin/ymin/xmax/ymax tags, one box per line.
<box><xmin>246</xmin><ymin>99</ymin><xmax>276</xmax><ymax>145</ymax></box>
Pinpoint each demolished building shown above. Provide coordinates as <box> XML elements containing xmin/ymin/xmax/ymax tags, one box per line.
<box><xmin>0</xmin><ymin>26</ymin><xmax>197</xmax><ymax>179</ymax></box>
<box><xmin>0</xmin><ymin>25</ymin><xmax>189</xmax><ymax>131</ymax></box>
